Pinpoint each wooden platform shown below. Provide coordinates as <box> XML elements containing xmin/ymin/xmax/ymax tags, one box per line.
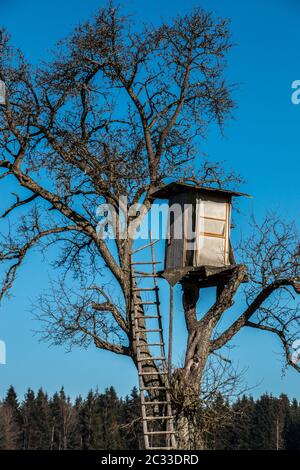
<box><xmin>158</xmin><ymin>264</ymin><xmax>248</xmax><ymax>287</ymax></box>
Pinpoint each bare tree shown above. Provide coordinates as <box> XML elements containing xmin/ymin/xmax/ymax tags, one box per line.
<box><xmin>172</xmin><ymin>214</ymin><xmax>300</xmax><ymax>448</ymax></box>
<box><xmin>0</xmin><ymin>4</ymin><xmax>299</xmax><ymax>449</ymax></box>
<box><xmin>0</xmin><ymin>405</ymin><xmax>20</xmax><ymax>450</ymax></box>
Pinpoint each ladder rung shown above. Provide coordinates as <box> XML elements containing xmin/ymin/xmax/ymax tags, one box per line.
<box><xmin>145</xmin><ymin>431</ymin><xmax>175</xmax><ymax>435</ymax></box>
<box><xmin>143</xmin><ymin>416</ymin><xmax>174</xmax><ymax>421</ymax></box>
<box><xmin>143</xmin><ymin>401</ymin><xmax>168</xmax><ymax>405</ymax></box>
<box><xmin>139</xmin><ymin>371</ymin><xmax>168</xmax><ymax>376</ymax></box>
<box><xmin>140</xmin><ymin>386</ymin><xmax>168</xmax><ymax>390</ymax></box>
<box><xmin>135</xmin><ymin>276</ymin><xmax>159</xmax><ymax>279</ymax></box>
<box><xmin>149</xmin><ymin>446</ymin><xmax>176</xmax><ymax>450</ymax></box>
<box><xmin>136</xmin><ymin>329</ymin><xmax>162</xmax><ymax>333</ymax></box>
<box><xmin>134</xmin><ymin>301</ymin><xmax>159</xmax><ymax>305</ymax></box>
<box><xmin>138</xmin><ymin>356</ymin><xmax>165</xmax><ymax>362</ymax></box>
<box><xmin>135</xmin><ymin>273</ymin><xmax>158</xmax><ymax>278</ymax></box>
<box><xmin>131</xmin><ymin>261</ymin><xmax>160</xmax><ymax>265</ymax></box>
<box><xmin>148</xmin><ymin>447</ymin><xmax>175</xmax><ymax>450</ymax></box>
<box><xmin>130</xmin><ymin>240</ymin><xmax>159</xmax><ymax>255</ymax></box>
<box><xmin>137</xmin><ymin>342</ymin><xmax>163</xmax><ymax>347</ymax></box>
<box><xmin>132</xmin><ymin>287</ymin><xmax>158</xmax><ymax>291</ymax></box>
<box><xmin>135</xmin><ymin>315</ymin><xmax>160</xmax><ymax>319</ymax></box>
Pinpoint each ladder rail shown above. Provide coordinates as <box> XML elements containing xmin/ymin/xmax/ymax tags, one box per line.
<box><xmin>149</xmin><ymin>233</ymin><xmax>177</xmax><ymax>450</ymax></box>
<box><xmin>130</xmin><ymin>262</ymin><xmax>150</xmax><ymax>449</ymax></box>
<box><xmin>130</xmin><ymin>236</ymin><xmax>177</xmax><ymax>450</ymax></box>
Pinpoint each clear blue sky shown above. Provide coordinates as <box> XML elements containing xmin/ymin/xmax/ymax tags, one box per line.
<box><xmin>0</xmin><ymin>0</ymin><xmax>300</xmax><ymax>401</ymax></box>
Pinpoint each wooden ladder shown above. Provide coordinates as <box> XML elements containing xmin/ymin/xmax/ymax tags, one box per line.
<box><xmin>130</xmin><ymin>238</ymin><xmax>177</xmax><ymax>450</ymax></box>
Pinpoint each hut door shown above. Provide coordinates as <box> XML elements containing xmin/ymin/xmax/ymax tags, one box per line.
<box><xmin>194</xmin><ymin>196</ymin><xmax>230</xmax><ymax>267</ymax></box>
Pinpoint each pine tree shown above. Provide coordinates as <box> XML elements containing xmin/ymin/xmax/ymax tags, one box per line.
<box><xmin>2</xmin><ymin>386</ymin><xmax>22</xmax><ymax>448</ymax></box>
<box><xmin>252</xmin><ymin>394</ymin><xmax>278</xmax><ymax>450</ymax></box>
<box><xmin>50</xmin><ymin>388</ymin><xmax>79</xmax><ymax>449</ymax></box>
<box><xmin>276</xmin><ymin>394</ymin><xmax>290</xmax><ymax>450</ymax></box>
<box><xmin>228</xmin><ymin>396</ymin><xmax>256</xmax><ymax>449</ymax></box>
<box><xmin>21</xmin><ymin>388</ymin><xmax>36</xmax><ymax>449</ymax></box>
<box><xmin>78</xmin><ymin>390</ymin><xmax>99</xmax><ymax>449</ymax></box>
<box><xmin>25</xmin><ymin>389</ymin><xmax>52</xmax><ymax>449</ymax></box>
<box><xmin>204</xmin><ymin>394</ymin><xmax>232</xmax><ymax>450</ymax></box>
<box><xmin>286</xmin><ymin>398</ymin><xmax>300</xmax><ymax>450</ymax></box>
<box><xmin>0</xmin><ymin>403</ymin><xmax>21</xmax><ymax>449</ymax></box>
<box><xmin>120</xmin><ymin>387</ymin><xmax>143</xmax><ymax>450</ymax></box>
<box><xmin>96</xmin><ymin>387</ymin><xmax>123</xmax><ymax>450</ymax></box>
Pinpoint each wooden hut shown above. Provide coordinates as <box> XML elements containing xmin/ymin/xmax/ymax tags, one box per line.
<box><xmin>151</xmin><ymin>182</ymin><xmax>250</xmax><ymax>286</ymax></box>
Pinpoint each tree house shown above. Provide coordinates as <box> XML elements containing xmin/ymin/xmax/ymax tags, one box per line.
<box><xmin>151</xmin><ymin>182</ymin><xmax>250</xmax><ymax>287</ymax></box>
<box><xmin>131</xmin><ymin>184</ymin><xmax>250</xmax><ymax>450</ymax></box>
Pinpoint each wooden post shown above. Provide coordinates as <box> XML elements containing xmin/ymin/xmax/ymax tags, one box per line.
<box><xmin>216</xmin><ymin>282</ymin><xmax>225</xmax><ymax>300</ymax></box>
<box><xmin>168</xmin><ymin>285</ymin><xmax>174</xmax><ymax>378</ymax></box>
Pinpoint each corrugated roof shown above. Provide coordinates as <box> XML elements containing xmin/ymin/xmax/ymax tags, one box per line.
<box><xmin>150</xmin><ymin>182</ymin><xmax>251</xmax><ymax>199</ymax></box>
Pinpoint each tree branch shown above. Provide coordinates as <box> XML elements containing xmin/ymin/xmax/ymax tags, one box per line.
<box><xmin>0</xmin><ymin>193</ymin><xmax>38</xmax><ymax>219</ymax></box>
<box><xmin>211</xmin><ymin>278</ymin><xmax>300</xmax><ymax>351</ymax></box>
<box><xmin>245</xmin><ymin>320</ymin><xmax>300</xmax><ymax>373</ymax></box>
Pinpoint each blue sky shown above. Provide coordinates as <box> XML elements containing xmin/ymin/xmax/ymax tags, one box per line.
<box><xmin>0</xmin><ymin>0</ymin><xmax>300</xmax><ymax>400</ymax></box>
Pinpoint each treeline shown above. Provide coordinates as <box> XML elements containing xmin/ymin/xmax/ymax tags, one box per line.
<box><xmin>0</xmin><ymin>386</ymin><xmax>143</xmax><ymax>450</ymax></box>
<box><xmin>204</xmin><ymin>394</ymin><xmax>300</xmax><ymax>450</ymax></box>
<box><xmin>0</xmin><ymin>386</ymin><xmax>299</xmax><ymax>450</ymax></box>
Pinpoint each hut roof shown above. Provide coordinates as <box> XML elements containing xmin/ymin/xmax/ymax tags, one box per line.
<box><xmin>150</xmin><ymin>182</ymin><xmax>251</xmax><ymax>200</ymax></box>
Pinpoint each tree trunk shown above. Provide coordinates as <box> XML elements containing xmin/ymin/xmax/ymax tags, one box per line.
<box><xmin>172</xmin><ymin>282</ymin><xmax>212</xmax><ymax>449</ymax></box>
